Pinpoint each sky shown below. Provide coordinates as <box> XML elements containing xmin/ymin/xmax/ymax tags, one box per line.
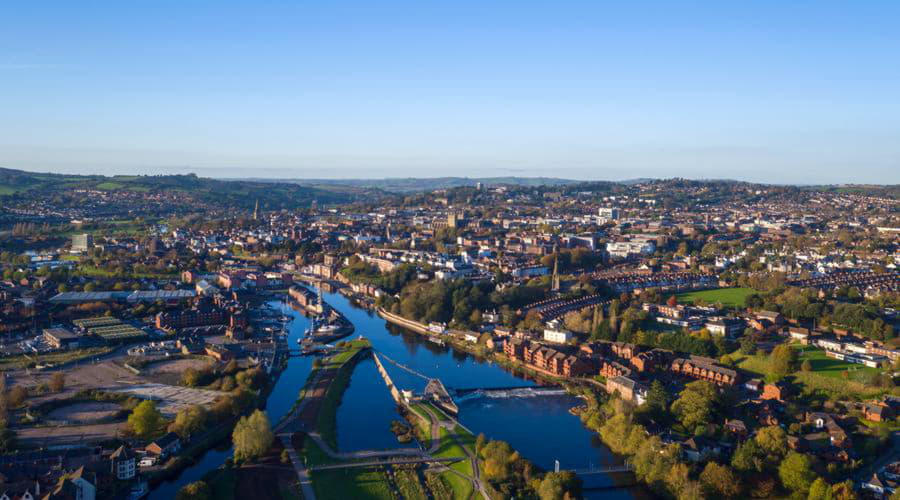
<box><xmin>1</xmin><ymin>1</ymin><xmax>899</xmax><ymax>184</ymax></box>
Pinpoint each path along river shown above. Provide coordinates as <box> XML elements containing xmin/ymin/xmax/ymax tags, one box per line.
<box><xmin>150</xmin><ymin>289</ymin><xmax>645</xmax><ymax>499</ymax></box>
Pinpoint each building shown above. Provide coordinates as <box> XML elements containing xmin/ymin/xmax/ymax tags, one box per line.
<box><xmin>43</xmin><ymin>328</ymin><xmax>81</xmax><ymax>350</ymax></box>
<box><xmin>598</xmin><ymin>207</ymin><xmax>620</xmax><ymax>221</ymax></box>
<box><xmin>606</xmin><ymin>375</ymin><xmax>647</xmax><ymax>404</ymax></box>
<box><xmin>110</xmin><ymin>446</ymin><xmax>136</xmax><ymax>480</ymax></box>
<box><xmin>71</xmin><ymin>234</ymin><xmax>94</xmax><ymax>252</ymax></box>
<box><xmin>543</xmin><ymin>328</ymin><xmax>572</xmax><ymax>344</ymax></box>
<box><xmin>705</xmin><ymin>318</ymin><xmax>744</xmax><ymax>338</ymax></box>
<box><xmin>146</xmin><ymin>432</ymin><xmax>181</xmax><ymax>458</ymax></box>
<box><xmin>670</xmin><ymin>356</ymin><xmax>738</xmax><ymax>386</ymax></box>
<box><xmin>45</xmin><ymin>466</ymin><xmax>96</xmax><ymax>500</ymax></box>
<box><xmin>762</xmin><ymin>382</ymin><xmax>789</xmax><ymax>402</ymax></box>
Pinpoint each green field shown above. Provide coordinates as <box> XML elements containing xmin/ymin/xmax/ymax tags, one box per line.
<box><xmin>676</xmin><ymin>287</ymin><xmax>754</xmax><ymax>308</ymax></box>
<box><xmin>733</xmin><ymin>345</ymin><xmax>886</xmax><ymax>399</ymax></box>
<box><xmin>795</xmin><ymin>347</ymin><xmax>879</xmax><ymax>380</ymax></box>
<box><xmin>311</xmin><ymin>468</ymin><xmax>394</xmax><ymax>500</ymax></box>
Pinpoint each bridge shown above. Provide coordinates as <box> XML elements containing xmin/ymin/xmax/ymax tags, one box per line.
<box><xmin>568</xmin><ymin>463</ymin><xmax>634</xmax><ymax>475</ymax></box>
<box><xmin>376</xmin><ymin>352</ymin><xmax>432</xmax><ymax>381</ymax></box>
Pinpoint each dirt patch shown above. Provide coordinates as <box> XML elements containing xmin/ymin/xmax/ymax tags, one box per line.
<box><xmin>144</xmin><ymin>357</ymin><xmax>212</xmax><ymax>375</ymax></box>
<box><xmin>16</xmin><ymin>422</ymin><xmax>126</xmax><ymax>447</ymax></box>
<box><xmin>47</xmin><ymin>401</ymin><xmax>121</xmax><ymax>423</ymax></box>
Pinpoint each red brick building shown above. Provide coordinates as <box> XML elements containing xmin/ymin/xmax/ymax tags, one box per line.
<box><xmin>670</xmin><ymin>356</ymin><xmax>738</xmax><ymax>386</ymax></box>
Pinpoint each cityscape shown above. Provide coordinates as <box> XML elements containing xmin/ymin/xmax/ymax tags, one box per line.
<box><xmin>2</xmin><ymin>2</ymin><xmax>900</xmax><ymax>500</ymax></box>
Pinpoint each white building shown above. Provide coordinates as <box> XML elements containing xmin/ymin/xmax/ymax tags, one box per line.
<box><xmin>543</xmin><ymin>328</ymin><xmax>572</xmax><ymax>344</ymax></box>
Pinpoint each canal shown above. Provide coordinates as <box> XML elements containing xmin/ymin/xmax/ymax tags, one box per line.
<box><xmin>150</xmin><ymin>289</ymin><xmax>643</xmax><ymax>498</ymax></box>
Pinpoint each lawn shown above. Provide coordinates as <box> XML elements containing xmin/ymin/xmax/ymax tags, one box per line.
<box><xmin>795</xmin><ymin>347</ymin><xmax>879</xmax><ymax>380</ymax></box>
<box><xmin>439</xmin><ymin>470</ymin><xmax>474</xmax><ymax>500</ymax></box>
<box><xmin>676</xmin><ymin>287</ymin><xmax>754</xmax><ymax>308</ymax></box>
<box><xmin>433</xmin><ymin>427</ymin><xmax>474</xmax><ymax>477</ymax></box>
<box><xmin>311</xmin><ymin>467</ymin><xmax>394</xmax><ymax>500</ymax></box>
<box><xmin>733</xmin><ymin>347</ymin><xmax>887</xmax><ymax>399</ymax></box>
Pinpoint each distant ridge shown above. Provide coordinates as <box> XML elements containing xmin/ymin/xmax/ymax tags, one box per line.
<box><xmin>234</xmin><ymin>176</ymin><xmax>579</xmax><ymax>192</ymax></box>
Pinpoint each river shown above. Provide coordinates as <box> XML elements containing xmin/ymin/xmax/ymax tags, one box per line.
<box><xmin>149</xmin><ymin>289</ymin><xmax>644</xmax><ymax>498</ymax></box>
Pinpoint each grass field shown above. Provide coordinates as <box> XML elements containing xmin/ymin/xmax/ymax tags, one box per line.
<box><xmin>311</xmin><ymin>467</ymin><xmax>394</xmax><ymax>500</ymax></box>
<box><xmin>796</xmin><ymin>347</ymin><xmax>879</xmax><ymax>380</ymax></box>
<box><xmin>676</xmin><ymin>287</ymin><xmax>754</xmax><ymax>308</ymax></box>
<box><xmin>732</xmin><ymin>345</ymin><xmax>886</xmax><ymax>399</ymax></box>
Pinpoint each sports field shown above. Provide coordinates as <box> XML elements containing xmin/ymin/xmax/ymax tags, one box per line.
<box><xmin>676</xmin><ymin>287</ymin><xmax>754</xmax><ymax>308</ymax></box>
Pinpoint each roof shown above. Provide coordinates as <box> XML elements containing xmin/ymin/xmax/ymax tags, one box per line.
<box><xmin>150</xmin><ymin>432</ymin><xmax>181</xmax><ymax>448</ymax></box>
<box><xmin>110</xmin><ymin>445</ymin><xmax>134</xmax><ymax>461</ymax></box>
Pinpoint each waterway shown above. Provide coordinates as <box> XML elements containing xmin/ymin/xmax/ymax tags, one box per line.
<box><xmin>149</xmin><ymin>290</ymin><xmax>644</xmax><ymax>498</ymax></box>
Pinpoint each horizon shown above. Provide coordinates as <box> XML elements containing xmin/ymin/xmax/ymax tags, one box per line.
<box><xmin>2</xmin><ymin>164</ymin><xmax>895</xmax><ymax>187</ymax></box>
<box><xmin>2</xmin><ymin>1</ymin><xmax>899</xmax><ymax>184</ymax></box>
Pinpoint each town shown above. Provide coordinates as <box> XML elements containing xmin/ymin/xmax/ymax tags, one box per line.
<box><xmin>0</xmin><ymin>172</ymin><xmax>898</xmax><ymax>499</ymax></box>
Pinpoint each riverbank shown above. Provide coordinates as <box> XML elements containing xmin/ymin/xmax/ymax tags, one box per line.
<box><xmin>378</xmin><ymin>308</ymin><xmax>581</xmax><ymax>388</ymax></box>
<box><xmin>145</xmin><ymin>338</ymin><xmax>290</xmax><ymax>491</ymax></box>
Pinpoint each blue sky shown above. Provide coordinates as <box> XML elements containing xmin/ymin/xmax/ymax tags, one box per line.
<box><xmin>1</xmin><ymin>1</ymin><xmax>898</xmax><ymax>183</ymax></box>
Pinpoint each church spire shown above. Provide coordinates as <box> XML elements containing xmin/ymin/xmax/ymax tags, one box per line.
<box><xmin>551</xmin><ymin>244</ymin><xmax>560</xmax><ymax>292</ymax></box>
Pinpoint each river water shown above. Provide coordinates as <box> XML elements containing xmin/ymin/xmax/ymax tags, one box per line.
<box><xmin>149</xmin><ymin>290</ymin><xmax>642</xmax><ymax>498</ymax></box>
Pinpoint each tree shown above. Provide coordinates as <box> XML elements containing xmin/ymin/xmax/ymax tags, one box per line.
<box><xmin>537</xmin><ymin>471</ymin><xmax>580</xmax><ymax>500</ymax></box>
<box><xmin>176</xmin><ymin>480</ymin><xmax>211</xmax><ymax>500</ymax></box>
<box><xmin>7</xmin><ymin>386</ymin><xmax>27</xmax><ymax>408</ymax></box>
<box><xmin>755</xmin><ymin>425</ymin><xmax>788</xmax><ymax>457</ymax></box>
<box><xmin>182</xmin><ymin>368</ymin><xmax>201</xmax><ymax>387</ymax></box>
<box><xmin>172</xmin><ymin>404</ymin><xmax>207</xmax><ymax>439</ymax></box>
<box><xmin>233</xmin><ymin>409</ymin><xmax>274</xmax><ymax>462</ymax></box>
<box><xmin>779</xmin><ymin>452</ymin><xmax>816</xmax><ymax>494</ymax></box>
<box><xmin>49</xmin><ymin>372</ymin><xmax>65</xmax><ymax>393</ymax></box>
<box><xmin>769</xmin><ymin>344</ymin><xmax>798</xmax><ymax>381</ymax></box>
<box><xmin>671</xmin><ymin>381</ymin><xmax>719</xmax><ymax>430</ymax></box>
<box><xmin>831</xmin><ymin>480</ymin><xmax>857</xmax><ymax>500</ymax></box>
<box><xmin>0</xmin><ymin>420</ymin><xmax>16</xmax><ymax>453</ymax></box>
<box><xmin>699</xmin><ymin>462</ymin><xmax>741</xmax><ymax>498</ymax></box>
<box><xmin>128</xmin><ymin>400</ymin><xmax>165</xmax><ymax>440</ymax></box>
<box><xmin>644</xmin><ymin>380</ymin><xmax>669</xmax><ymax>421</ymax></box>
<box><xmin>808</xmin><ymin>478</ymin><xmax>833</xmax><ymax>500</ymax></box>
<box><xmin>731</xmin><ymin>439</ymin><xmax>765</xmax><ymax>473</ymax></box>
<box><xmin>801</xmin><ymin>360</ymin><xmax>812</xmax><ymax>372</ymax></box>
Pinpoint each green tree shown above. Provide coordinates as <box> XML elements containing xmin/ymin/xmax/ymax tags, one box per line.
<box><xmin>172</xmin><ymin>404</ymin><xmax>207</xmax><ymax>439</ymax></box>
<box><xmin>808</xmin><ymin>478</ymin><xmax>833</xmax><ymax>500</ymax></box>
<box><xmin>755</xmin><ymin>425</ymin><xmax>788</xmax><ymax>457</ymax></box>
<box><xmin>731</xmin><ymin>439</ymin><xmax>765</xmax><ymax>473</ymax></box>
<box><xmin>671</xmin><ymin>381</ymin><xmax>719</xmax><ymax>430</ymax></box>
<box><xmin>537</xmin><ymin>471</ymin><xmax>581</xmax><ymax>500</ymax></box>
<box><xmin>644</xmin><ymin>380</ymin><xmax>669</xmax><ymax>421</ymax></box>
<box><xmin>699</xmin><ymin>462</ymin><xmax>741</xmax><ymax>498</ymax></box>
<box><xmin>182</xmin><ymin>368</ymin><xmax>201</xmax><ymax>387</ymax></box>
<box><xmin>233</xmin><ymin>409</ymin><xmax>274</xmax><ymax>462</ymax></box>
<box><xmin>128</xmin><ymin>400</ymin><xmax>165</xmax><ymax>440</ymax></box>
<box><xmin>779</xmin><ymin>452</ymin><xmax>816</xmax><ymax>494</ymax></box>
<box><xmin>769</xmin><ymin>344</ymin><xmax>798</xmax><ymax>381</ymax></box>
<box><xmin>176</xmin><ymin>480</ymin><xmax>211</xmax><ymax>500</ymax></box>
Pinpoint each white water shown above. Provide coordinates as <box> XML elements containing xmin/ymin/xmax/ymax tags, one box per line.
<box><xmin>454</xmin><ymin>387</ymin><xmax>568</xmax><ymax>403</ymax></box>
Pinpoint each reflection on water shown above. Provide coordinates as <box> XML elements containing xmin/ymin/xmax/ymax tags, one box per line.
<box><xmin>150</xmin><ymin>291</ymin><xmax>645</xmax><ymax>499</ymax></box>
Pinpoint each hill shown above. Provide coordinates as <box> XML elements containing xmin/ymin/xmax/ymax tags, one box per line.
<box><xmin>240</xmin><ymin>176</ymin><xmax>579</xmax><ymax>192</ymax></box>
<box><xmin>0</xmin><ymin>167</ymin><xmax>370</xmax><ymax>209</ymax></box>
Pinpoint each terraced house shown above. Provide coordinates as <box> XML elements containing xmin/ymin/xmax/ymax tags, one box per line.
<box><xmin>670</xmin><ymin>355</ymin><xmax>738</xmax><ymax>386</ymax></box>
